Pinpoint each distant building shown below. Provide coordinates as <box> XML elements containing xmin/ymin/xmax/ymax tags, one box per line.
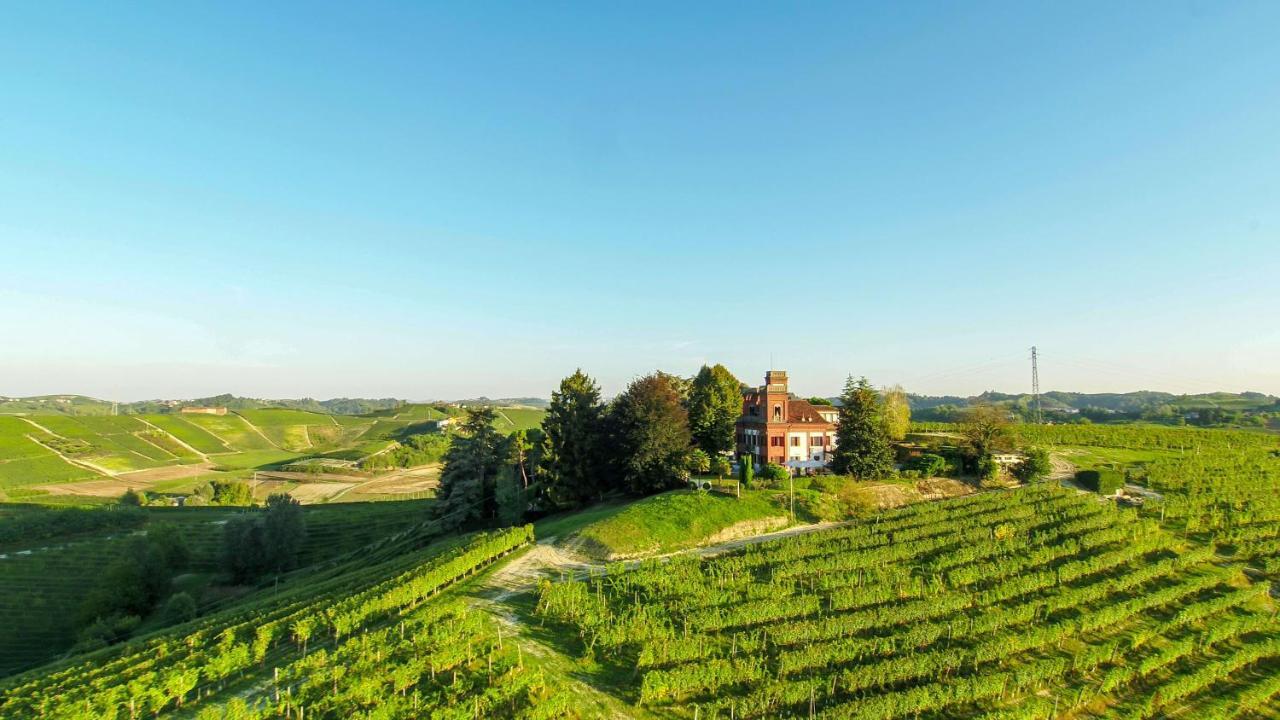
<box><xmin>181</xmin><ymin>406</ymin><xmax>227</xmax><ymax>416</ymax></box>
<box><xmin>735</xmin><ymin>370</ymin><xmax>839</xmax><ymax>473</ymax></box>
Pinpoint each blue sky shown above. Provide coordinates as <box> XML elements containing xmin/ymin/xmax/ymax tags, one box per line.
<box><xmin>2</xmin><ymin>2</ymin><xmax>1278</xmax><ymax>401</ymax></box>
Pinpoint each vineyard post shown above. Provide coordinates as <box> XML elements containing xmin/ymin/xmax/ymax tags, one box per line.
<box><xmin>789</xmin><ymin>474</ymin><xmax>795</xmax><ymax>522</ymax></box>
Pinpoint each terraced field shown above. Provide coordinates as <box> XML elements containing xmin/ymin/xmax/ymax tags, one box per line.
<box><xmin>539</xmin><ymin>484</ymin><xmax>1280</xmax><ymax>719</ymax></box>
<box><xmin>0</xmin><ymin>416</ymin><xmax>96</xmax><ymax>489</ymax></box>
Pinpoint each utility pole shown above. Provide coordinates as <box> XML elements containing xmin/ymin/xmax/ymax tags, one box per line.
<box><xmin>1030</xmin><ymin>346</ymin><xmax>1042</xmax><ymax>424</ymax></box>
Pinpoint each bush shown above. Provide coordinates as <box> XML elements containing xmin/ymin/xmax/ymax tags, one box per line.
<box><xmin>1013</xmin><ymin>447</ymin><xmax>1052</xmax><ymax>482</ymax></box>
<box><xmin>738</xmin><ymin>456</ymin><xmax>755</xmax><ymax>488</ymax></box>
<box><xmin>762</xmin><ymin>463</ymin><xmax>790</xmax><ymax>486</ymax></box>
<box><xmin>212</xmin><ymin>480</ymin><xmax>253</xmax><ymax>506</ymax></box>
<box><xmin>907</xmin><ymin>453</ymin><xmax>947</xmax><ymax>477</ymax></box>
<box><xmin>160</xmin><ymin>592</ymin><xmax>197</xmax><ymax>625</ymax></box>
<box><xmin>119</xmin><ymin>489</ymin><xmax>143</xmax><ymax>506</ymax></box>
<box><xmin>1075</xmin><ymin>469</ymin><xmax>1125</xmax><ymax>495</ymax></box>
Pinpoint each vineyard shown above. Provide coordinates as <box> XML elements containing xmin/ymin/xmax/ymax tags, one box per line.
<box><xmin>538</xmin><ymin>484</ymin><xmax>1280</xmax><ymax>719</ymax></box>
<box><xmin>0</xmin><ymin>525</ymin><xmax>570</xmax><ymax>719</ymax></box>
<box><xmin>0</xmin><ymin>500</ymin><xmax>436</xmax><ymax>677</ymax></box>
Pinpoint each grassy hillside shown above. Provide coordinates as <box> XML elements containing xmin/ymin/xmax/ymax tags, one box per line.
<box><xmin>0</xmin><ymin>416</ymin><xmax>96</xmax><ymax>489</ymax></box>
<box><xmin>569</xmin><ymin>490</ymin><xmax>788</xmax><ymax>559</ymax></box>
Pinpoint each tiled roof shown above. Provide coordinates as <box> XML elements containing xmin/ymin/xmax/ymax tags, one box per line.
<box><xmin>787</xmin><ymin>399</ymin><xmax>833</xmax><ymax>424</ymax></box>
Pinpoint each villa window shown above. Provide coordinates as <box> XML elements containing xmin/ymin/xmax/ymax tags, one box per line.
<box><xmin>772</xmin><ymin>404</ymin><xmax>782</xmax><ymax>421</ymax></box>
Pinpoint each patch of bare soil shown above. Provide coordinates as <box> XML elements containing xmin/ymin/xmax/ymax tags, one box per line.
<box><xmin>703</xmin><ymin>516</ymin><xmax>790</xmax><ymax>545</ymax></box>
<box><xmin>856</xmin><ymin>483</ymin><xmax>923</xmax><ymax>509</ymax></box>
<box><xmin>117</xmin><ymin>462</ymin><xmax>216</xmax><ymax>483</ymax></box>
<box><xmin>1049</xmin><ymin>454</ymin><xmax>1077</xmax><ymax>481</ymax></box>
<box><xmin>287</xmin><ymin>482</ymin><xmax>355</xmax><ymax>503</ymax></box>
<box><xmin>917</xmin><ymin>477</ymin><xmax>975</xmax><ymax>500</ymax></box>
<box><xmin>36</xmin><ymin>477</ymin><xmax>156</xmax><ymax>497</ymax></box>
<box><xmin>350</xmin><ymin>466</ymin><xmax>441</xmax><ymax>496</ymax></box>
<box><xmin>255</xmin><ymin>470</ymin><xmax>366</xmax><ymax>483</ymax></box>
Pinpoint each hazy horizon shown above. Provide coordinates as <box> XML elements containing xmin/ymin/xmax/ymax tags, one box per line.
<box><xmin>4</xmin><ymin>3</ymin><xmax>1278</xmax><ymax>400</ymax></box>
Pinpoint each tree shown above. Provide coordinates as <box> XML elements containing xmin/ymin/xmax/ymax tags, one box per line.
<box><xmin>212</xmin><ymin>480</ymin><xmax>253</xmax><ymax>506</ymax></box>
<box><xmin>1013</xmin><ymin>447</ymin><xmax>1052</xmax><ymax>482</ymax></box>
<box><xmin>687</xmin><ymin>364</ymin><xmax>743</xmax><ymax>456</ymax></box>
<box><xmin>494</xmin><ymin>466</ymin><xmax>525</xmax><ymax>526</ymax></box>
<box><xmin>434</xmin><ymin>407</ymin><xmax>509</xmax><ymax>530</ymax></box>
<box><xmin>608</xmin><ymin>373</ymin><xmax>694</xmax><ymax>495</ymax></box>
<box><xmin>960</xmin><ymin>404</ymin><xmax>1015</xmax><ymax>460</ymax></box>
<box><xmin>222</xmin><ymin>516</ymin><xmax>267</xmax><ymax>584</ymax></box>
<box><xmin>262</xmin><ymin>494</ymin><xmax>307</xmax><ymax>574</ymax></box>
<box><xmin>710</xmin><ymin>456</ymin><xmax>732</xmax><ymax>481</ymax></box>
<box><xmin>147</xmin><ymin>522</ymin><xmax>190</xmax><ymax>571</ymax></box>
<box><xmin>541</xmin><ymin>370</ymin><xmax>608</xmax><ymax>508</ymax></box>
<box><xmin>119</xmin><ymin>489</ymin><xmax>143</xmax><ymax>507</ymax></box>
<box><xmin>831</xmin><ymin>376</ymin><xmax>896</xmax><ymax>479</ymax></box>
<box><xmin>160</xmin><ymin>592</ymin><xmax>197</xmax><ymax>625</ymax></box>
<box><xmin>739</xmin><ymin>455</ymin><xmax>755</xmax><ymax>488</ymax></box>
<box><xmin>686</xmin><ymin>448</ymin><xmax>711</xmax><ymax>477</ymax></box>
<box><xmin>880</xmin><ymin>385</ymin><xmax>911</xmax><ymax>441</ymax></box>
<box><xmin>807</xmin><ymin>397</ymin><xmax>834</xmax><ymax>406</ymax></box>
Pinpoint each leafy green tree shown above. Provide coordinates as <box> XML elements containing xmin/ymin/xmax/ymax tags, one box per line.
<box><xmin>160</xmin><ymin>592</ymin><xmax>197</xmax><ymax>625</ymax></box>
<box><xmin>212</xmin><ymin>480</ymin><xmax>253</xmax><ymax>506</ymax></box>
<box><xmin>686</xmin><ymin>448</ymin><xmax>711</xmax><ymax>476</ymax></box>
<box><xmin>494</xmin><ymin>466</ymin><xmax>525</xmax><ymax>526</ymax></box>
<box><xmin>880</xmin><ymin>384</ymin><xmax>911</xmax><ymax>441</ymax></box>
<box><xmin>831</xmin><ymin>376</ymin><xmax>895</xmax><ymax>479</ymax></box>
<box><xmin>79</xmin><ymin>535</ymin><xmax>176</xmax><ymax>625</ymax></box>
<box><xmin>541</xmin><ymin>370</ymin><xmax>608</xmax><ymax>508</ymax></box>
<box><xmin>434</xmin><ymin>407</ymin><xmax>510</xmax><ymax>530</ymax></box>
<box><xmin>807</xmin><ymin>396</ymin><xmax>834</xmax><ymax>406</ymax></box>
<box><xmin>119</xmin><ymin>489</ymin><xmax>143</xmax><ymax>506</ymax></box>
<box><xmin>608</xmin><ymin>372</ymin><xmax>693</xmax><ymax>495</ymax></box>
<box><xmin>222</xmin><ymin>516</ymin><xmax>267</xmax><ymax>584</ymax></box>
<box><xmin>1013</xmin><ymin>447</ymin><xmax>1052</xmax><ymax>482</ymax></box>
<box><xmin>262</xmin><ymin>494</ymin><xmax>307</xmax><ymax>573</ymax></box>
<box><xmin>710</xmin><ymin>455</ymin><xmax>732</xmax><ymax>480</ymax></box>
<box><xmin>960</xmin><ymin>404</ymin><xmax>1015</xmax><ymax>463</ymax></box>
<box><xmin>687</xmin><ymin>364</ymin><xmax>743</xmax><ymax>456</ymax></box>
<box><xmin>147</xmin><ymin>522</ymin><xmax>190</xmax><ymax>570</ymax></box>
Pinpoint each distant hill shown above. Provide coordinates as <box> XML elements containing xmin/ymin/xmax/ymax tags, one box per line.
<box><xmin>908</xmin><ymin>389</ymin><xmax>1278</xmax><ymax>425</ymax></box>
<box><xmin>0</xmin><ymin>394</ymin><xmax>406</xmax><ymax>416</ymax></box>
<box><xmin>451</xmin><ymin>396</ymin><xmax>550</xmax><ymax>409</ymax></box>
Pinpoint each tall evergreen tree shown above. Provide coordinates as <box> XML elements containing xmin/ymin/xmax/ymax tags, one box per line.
<box><xmin>434</xmin><ymin>407</ymin><xmax>509</xmax><ymax>530</ymax></box>
<box><xmin>608</xmin><ymin>372</ymin><xmax>693</xmax><ymax>495</ymax></box>
<box><xmin>541</xmin><ymin>370</ymin><xmax>608</xmax><ymax>508</ymax></box>
<box><xmin>687</xmin><ymin>364</ymin><xmax>743</xmax><ymax>456</ymax></box>
<box><xmin>831</xmin><ymin>376</ymin><xmax>895</xmax><ymax>479</ymax></box>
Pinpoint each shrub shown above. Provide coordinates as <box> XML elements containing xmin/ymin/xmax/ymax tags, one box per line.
<box><xmin>119</xmin><ymin>489</ymin><xmax>143</xmax><ymax>507</ymax></box>
<box><xmin>160</xmin><ymin>592</ymin><xmax>197</xmax><ymax>625</ymax></box>
<box><xmin>762</xmin><ymin>463</ymin><xmax>790</xmax><ymax>485</ymax></box>
<box><xmin>1013</xmin><ymin>447</ymin><xmax>1052</xmax><ymax>482</ymax></box>
<box><xmin>1076</xmin><ymin>469</ymin><xmax>1125</xmax><ymax>495</ymax></box>
<box><xmin>738</xmin><ymin>456</ymin><xmax>754</xmax><ymax>488</ymax></box>
<box><xmin>907</xmin><ymin>453</ymin><xmax>947</xmax><ymax>477</ymax></box>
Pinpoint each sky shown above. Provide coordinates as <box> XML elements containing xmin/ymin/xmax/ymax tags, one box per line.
<box><xmin>2</xmin><ymin>1</ymin><xmax>1279</xmax><ymax>401</ymax></box>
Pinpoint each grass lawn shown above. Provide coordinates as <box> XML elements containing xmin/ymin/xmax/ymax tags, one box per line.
<box><xmin>207</xmin><ymin>450</ymin><xmax>305</xmax><ymax>470</ymax></box>
<box><xmin>1054</xmin><ymin>445</ymin><xmax>1183</xmax><ymax>469</ymax></box>
<box><xmin>569</xmin><ymin>489</ymin><xmax>788</xmax><ymax>559</ymax></box>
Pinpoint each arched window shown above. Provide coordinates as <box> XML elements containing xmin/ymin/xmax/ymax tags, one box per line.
<box><xmin>772</xmin><ymin>404</ymin><xmax>782</xmax><ymax>421</ymax></box>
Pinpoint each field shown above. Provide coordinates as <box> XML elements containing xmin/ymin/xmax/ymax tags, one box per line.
<box><xmin>0</xmin><ymin>402</ymin><xmax>543</xmax><ymax>505</ymax></box>
<box><xmin>538</xmin><ymin>484</ymin><xmax>1280</xmax><ymax>719</ymax></box>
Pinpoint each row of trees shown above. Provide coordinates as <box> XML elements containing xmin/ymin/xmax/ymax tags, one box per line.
<box><xmin>435</xmin><ymin>366</ymin><xmax>741</xmax><ymax>524</ymax></box>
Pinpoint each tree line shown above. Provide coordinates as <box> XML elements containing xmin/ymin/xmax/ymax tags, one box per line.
<box><xmin>433</xmin><ymin>366</ymin><xmax>946</xmax><ymax>529</ymax></box>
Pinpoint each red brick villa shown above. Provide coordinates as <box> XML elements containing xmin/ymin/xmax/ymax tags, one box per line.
<box><xmin>735</xmin><ymin>370</ymin><xmax>839</xmax><ymax>473</ymax></box>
